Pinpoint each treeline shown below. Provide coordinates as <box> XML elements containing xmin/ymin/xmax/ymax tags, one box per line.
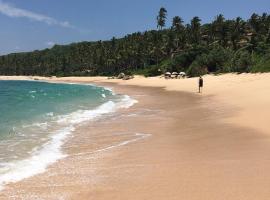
<box><xmin>0</xmin><ymin>9</ymin><xmax>270</xmax><ymax>77</ymax></box>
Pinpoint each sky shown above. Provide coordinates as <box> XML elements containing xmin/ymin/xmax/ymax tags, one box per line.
<box><xmin>0</xmin><ymin>0</ymin><xmax>269</xmax><ymax>55</ymax></box>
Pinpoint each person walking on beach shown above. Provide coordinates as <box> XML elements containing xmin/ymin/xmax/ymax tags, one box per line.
<box><xmin>199</xmin><ymin>76</ymin><xmax>203</xmax><ymax>93</ymax></box>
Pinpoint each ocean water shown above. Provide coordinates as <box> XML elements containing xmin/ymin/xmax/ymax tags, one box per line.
<box><xmin>0</xmin><ymin>80</ymin><xmax>137</xmax><ymax>189</ymax></box>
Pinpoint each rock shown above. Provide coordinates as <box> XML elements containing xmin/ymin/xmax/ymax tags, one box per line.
<box><xmin>122</xmin><ymin>75</ymin><xmax>134</xmax><ymax>80</ymax></box>
<box><xmin>117</xmin><ymin>73</ymin><xmax>125</xmax><ymax>79</ymax></box>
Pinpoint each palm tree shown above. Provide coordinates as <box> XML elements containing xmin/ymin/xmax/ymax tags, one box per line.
<box><xmin>230</xmin><ymin>17</ymin><xmax>245</xmax><ymax>49</ymax></box>
<box><xmin>172</xmin><ymin>16</ymin><xmax>184</xmax><ymax>31</ymax></box>
<box><xmin>157</xmin><ymin>7</ymin><xmax>167</xmax><ymax>30</ymax></box>
<box><xmin>171</xmin><ymin>16</ymin><xmax>185</xmax><ymax>49</ymax></box>
<box><xmin>249</xmin><ymin>13</ymin><xmax>260</xmax><ymax>33</ymax></box>
<box><xmin>212</xmin><ymin>14</ymin><xmax>230</xmax><ymax>46</ymax></box>
<box><xmin>190</xmin><ymin>16</ymin><xmax>201</xmax><ymax>43</ymax></box>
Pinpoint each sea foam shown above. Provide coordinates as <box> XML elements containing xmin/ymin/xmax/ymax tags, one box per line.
<box><xmin>0</xmin><ymin>92</ymin><xmax>138</xmax><ymax>190</ymax></box>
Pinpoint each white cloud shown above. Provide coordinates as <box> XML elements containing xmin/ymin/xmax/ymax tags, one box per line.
<box><xmin>46</xmin><ymin>41</ymin><xmax>55</xmax><ymax>46</ymax></box>
<box><xmin>0</xmin><ymin>1</ymin><xmax>73</xmax><ymax>28</ymax></box>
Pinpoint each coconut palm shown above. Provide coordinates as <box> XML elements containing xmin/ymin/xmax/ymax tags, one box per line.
<box><xmin>190</xmin><ymin>16</ymin><xmax>202</xmax><ymax>43</ymax></box>
<box><xmin>157</xmin><ymin>7</ymin><xmax>167</xmax><ymax>30</ymax></box>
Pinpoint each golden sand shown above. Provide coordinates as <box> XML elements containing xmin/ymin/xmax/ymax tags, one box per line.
<box><xmin>0</xmin><ymin>73</ymin><xmax>270</xmax><ymax>199</ymax></box>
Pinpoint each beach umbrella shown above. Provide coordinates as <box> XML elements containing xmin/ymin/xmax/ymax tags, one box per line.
<box><xmin>171</xmin><ymin>72</ymin><xmax>178</xmax><ymax>78</ymax></box>
<box><xmin>179</xmin><ymin>72</ymin><xmax>186</xmax><ymax>76</ymax></box>
<box><xmin>178</xmin><ymin>72</ymin><xmax>186</xmax><ymax>79</ymax></box>
<box><xmin>165</xmin><ymin>72</ymin><xmax>171</xmax><ymax>79</ymax></box>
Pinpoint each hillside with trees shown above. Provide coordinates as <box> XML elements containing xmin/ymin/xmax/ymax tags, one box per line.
<box><xmin>0</xmin><ymin>8</ymin><xmax>269</xmax><ymax>77</ymax></box>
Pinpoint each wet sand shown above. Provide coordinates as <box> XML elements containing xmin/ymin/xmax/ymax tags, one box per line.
<box><xmin>0</xmin><ymin>74</ymin><xmax>270</xmax><ymax>199</ymax></box>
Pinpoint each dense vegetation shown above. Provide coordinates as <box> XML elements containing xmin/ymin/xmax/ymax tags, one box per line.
<box><xmin>0</xmin><ymin>8</ymin><xmax>269</xmax><ymax>77</ymax></box>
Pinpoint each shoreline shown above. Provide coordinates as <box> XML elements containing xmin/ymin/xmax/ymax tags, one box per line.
<box><xmin>0</xmin><ymin>81</ymin><xmax>139</xmax><ymax>192</ymax></box>
<box><xmin>1</xmin><ymin>74</ymin><xmax>270</xmax><ymax>199</ymax></box>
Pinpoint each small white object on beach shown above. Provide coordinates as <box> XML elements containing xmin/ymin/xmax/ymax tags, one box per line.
<box><xmin>171</xmin><ymin>72</ymin><xmax>179</xmax><ymax>79</ymax></box>
<box><xmin>178</xmin><ymin>72</ymin><xmax>186</xmax><ymax>79</ymax></box>
<box><xmin>165</xmin><ymin>72</ymin><xmax>171</xmax><ymax>79</ymax></box>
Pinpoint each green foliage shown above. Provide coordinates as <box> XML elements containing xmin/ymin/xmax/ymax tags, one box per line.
<box><xmin>195</xmin><ymin>45</ymin><xmax>233</xmax><ymax>73</ymax></box>
<box><xmin>186</xmin><ymin>61</ymin><xmax>207</xmax><ymax>77</ymax></box>
<box><xmin>251</xmin><ymin>53</ymin><xmax>270</xmax><ymax>72</ymax></box>
<box><xmin>0</xmin><ymin>11</ymin><xmax>269</xmax><ymax>77</ymax></box>
<box><xmin>169</xmin><ymin>45</ymin><xmax>208</xmax><ymax>71</ymax></box>
<box><xmin>132</xmin><ymin>65</ymin><xmax>162</xmax><ymax>77</ymax></box>
<box><xmin>231</xmin><ymin>50</ymin><xmax>252</xmax><ymax>72</ymax></box>
<box><xmin>172</xmin><ymin>16</ymin><xmax>184</xmax><ymax>32</ymax></box>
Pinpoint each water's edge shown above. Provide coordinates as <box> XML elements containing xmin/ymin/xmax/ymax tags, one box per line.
<box><xmin>0</xmin><ymin>81</ymin><xmax>138</xmax><ymax>190</ymax></box>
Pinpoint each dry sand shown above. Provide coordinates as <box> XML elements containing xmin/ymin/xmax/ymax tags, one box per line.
<box><xmin>0</xmin><ymin>73</ymin><xmax>270</xmax><ymax>199</ymax></box>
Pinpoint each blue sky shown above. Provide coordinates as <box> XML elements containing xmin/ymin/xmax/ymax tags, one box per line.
<box><xmin>0</xmin><ymin>0</ymin><xmax>269</xmax><ymax>55</ymax></box>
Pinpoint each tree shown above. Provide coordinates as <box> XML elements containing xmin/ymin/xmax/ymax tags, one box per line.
<box><xmin>190</xmin><ymin>16</ymin><xmax>201</xmax><ymax>43</ymax></box>
<box><xmin>171</xmin><ymin>16</ymin><xmax>186</xmax><ymax>49</ymax></box>
<box><xmin>249</xmin><ymin>13</ymin><xmax>260</xmax><ymax>33</ymax></box>
<box><xmin>157</xmin><ymin>7</ymin><xmax>167</xmax><ymax>30</ymax></box>
<box><xmin>213</xmin><ymin>14</ymin><xmax>227</xmax><ymax>45</ymax></box>
<box><xmin>172</xmin><ymin>16</ymin><xmax>184</xmax><ymax>31</ymax></box>
<box><xmin>0</xmin><ymin>12</ymin><xmax>270</xmax><ymax>76</ymax></box>
<box><xmin>230</xmin><ymin>17</ymin><xmax>245</xmax><ymax>49</ymax></box>
<box><xmin>232</xmin><ymin>50</ymin><xmax>252</xmax><ymax>72</ymax></box>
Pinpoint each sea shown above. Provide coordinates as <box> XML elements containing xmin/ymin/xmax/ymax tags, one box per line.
<box><xmin>0</xmin><ymin>80</ymin><xmax>137</xmax><ymax>190</ymax></box>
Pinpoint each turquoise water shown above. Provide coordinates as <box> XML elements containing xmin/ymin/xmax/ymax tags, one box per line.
<box><xmin>0</xmin><ymin>80</ymin><xmax>136</xmax><ymax>188</ymax></box>
<box><xmin>0</xmin><ymin>81</ymin><xmax>112</xmax><ymax>140</ymax></box>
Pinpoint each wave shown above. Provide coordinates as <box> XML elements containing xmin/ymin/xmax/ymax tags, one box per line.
<box><xmin>74</xmin><ymin>132</ymin><xmax>151</xmax><ymax>156</ymax></box>
<box><xmin>22</xmin><ymin>122</ymin><xmax>48</xmax><ymax>129</ymax></box>
<box><xmin>56</xmin><ymin>95</ymin><xmax>137</xmax><ymax>125</ymax></box>
<box><xmin>0</xmin><ymin>126</ymin><xmax>73</xmax><ymax>190</ymax></box>
<box><xmin>0</xmin><ymin>93</ymin><xmax>138</xmax><ymax>190</ymax></box>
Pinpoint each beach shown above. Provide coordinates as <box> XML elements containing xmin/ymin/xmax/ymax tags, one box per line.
<box><xmin>1</xmin><ymin>73</ymin><xmax>270</xmax><ymax>199</ymax></box>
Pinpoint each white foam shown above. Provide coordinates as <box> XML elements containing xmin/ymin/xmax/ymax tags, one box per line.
<box><xmin>75</xmin><ymin>133</ymin><xmax>151</xmax><ymax>156</ymax></box>
<box><xmin>46</xmin><ymin>112</ymin><xmax>54</xmax><ymax>117</ymax></box>
<box><xmin>0</xmin><ymin>126</ymin><xmax>74</xmax><ymax>190</ymax></box>
<box><xmin>56</xmin><ymin>100</ymin><xmax>116</xmax><ymax>124</ymax></box>
<box><xmin>22</xmin><ymin>122</ymin><xmax>48</xmax><ymax>130</ymax></box>
<box><xmin>56</xmin><ymin>95</ymin><xmax>137</xmax><ymax>125</ymax></box>
<box><xmin>0</xmin><ymin>94</ymin><xmax>138</xmax><ymax>190</ymax></box>
<box><xmin>117</xmin><ymin>95</ymin><xmax>138</xmax><ymax>109</ymax></box>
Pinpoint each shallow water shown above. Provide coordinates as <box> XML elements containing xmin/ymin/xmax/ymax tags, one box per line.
<box><xmin>0</xmin><ymin>80</ymin><xmax>136</xmax><ymax>189</ymax></box>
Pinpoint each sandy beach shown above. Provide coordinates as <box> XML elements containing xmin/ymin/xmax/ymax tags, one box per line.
<box><xmin>1</xmin><ymin>73</ymin><xmax>270</xmax><ymax>199</ymax></box>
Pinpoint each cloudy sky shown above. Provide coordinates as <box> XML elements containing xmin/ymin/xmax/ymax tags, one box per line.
<box><xmin>0</xmin><ymin>0</ymin><xmax>269</xmax><ymax>54</ymax></box>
